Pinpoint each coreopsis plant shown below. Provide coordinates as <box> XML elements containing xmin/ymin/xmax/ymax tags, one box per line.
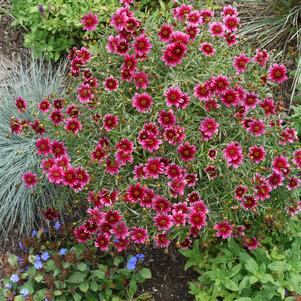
<box><xmin>12</xmin><ymin>1</ymin><xmax>301</xmax><ymax>251</ymax></box>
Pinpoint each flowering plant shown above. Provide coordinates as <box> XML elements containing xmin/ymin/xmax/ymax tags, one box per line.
<box><xmin>0</xmin><ymin>226</ymin><xmax>151</xmax><ymax>301</ymax></box>
<box><xmin>12</xmin><ymin>1</ymin><xmax>300</xmax><ymax>252</ymax></box>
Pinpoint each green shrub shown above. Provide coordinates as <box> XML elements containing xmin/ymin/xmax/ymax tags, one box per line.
<box><xmin>0</xmin><ymin>226</ymin><xmax>152</xmax><ymax>301</ymax></box>
<box><xmin>181</xmin><ymin>219</ymin><xmax>301</xmax><ymax>301</ymax></box>
<box><xmin>10</xmin><ymin>0</ymin><xmax>119</xmax><ymax>61</ymax></box>
<box><xmin>0</xmin><ymin>55</ymin><xmax>67</xmax><ymax>235</ymax></box>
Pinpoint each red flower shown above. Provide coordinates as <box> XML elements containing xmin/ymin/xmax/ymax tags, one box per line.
<box><xmin>223</xmin><ymin>15</ymin><xmax>240</xmax><ymax>32</ymax></box>
<box><xmin>234</xmin><ymin>185</ymin><xmax>248</xmax><ymax>200</ymax></box>
<box><xmin>38</xmin><ymin>99</ymin><xmax>51</xmax><ymax>113</ymax></box>
<box><xmin>103</xmin><ymin>114</ymin><xmax>119</xmax><ymax>131</ymax></box>
<box><xmin>133</xmin><ymin>34</ymin><xmax>152</xmax><ymax>56</ymax></box>
<box><xmin>209</xmin><ymin>22</ymin><xmax>225</xmax><ymax>37</ymax></box>
<box><xmin>268</xmin><ymin>64</ymin><xmax>288</xmax><ymax>84</ymax></box>
<box><xmin>105</xmin><ymin>159</ymin><xmax>121</xmax><ymax>175</ymax></box>
<box><xmin>199</xmin><ymin>42</ymin><xmax>215</xmax><ymax>57</ymax></box>
<box><xmin>158</xmin><ymin>110</ymin><xmax>176</xmax><ymax>128</ymax></box>
<box><xmin>154</xmin><ymin>214</ymin><xmax>173</xmax><ymax>231</ymax></box>
<box><xmin>133</xmin><ymin>72</ymin><xmax>149</xmax><ymax>90</ymax></box>
<box><xmin>240</xmin><ymin>196</ymin><xmax>257</xmax><ymax>211</ymax></box>
<box><xmin>127</xmin><ymin>183</ymin><xmax>145</xmax><ymax>203</ymax></box>
<box><xmin>49</xmin><ymin>110</ymin><xmax>64</xmax><ymax>126</ymax></box>
<box><xmin>35</xmin><ymin>137</ymin><xmax>51</xmax><ymax>156</ymax></box>
<box><xmin>154</xmin><ymin>233</ymin><xmax>170</xmax><ymax>248</ymax></box>
<box><xmin>47</xmin><ymin>165</ymin><xmax>63</xmax><ymax>184</ymax></box>
<box><xmin>272</xmin><ymin>155</ymin><xmax>290</xmax><ymax>175</ymax></box>
<box><xmin>130</xmin><ymin>227</ymin><xmax>148</xmax><ymax>244</ymax></box>
<box><xmin>158</xmin><ymin>24</ymin><xmax>173</xmax><ymax>42</ymax></box>
<box><xmin>248</xmin><ymin>145</ymin><xmax>266</xmax><ymax>164</ymax></box>
<box><xmin>51</xmin><ymin>140</ymin><xmax>67</xmax><ymax>158</ymax></box>
<box><xmin>153</xmin><ymin>196</ymin><xmax>171</xmax><ymax>213</ymax></box>
<box><xmin>161</xmin><ymin>42</ymin><xmax>187</xmax><ymax>67</ymax></box>
<box><xmin>80</xmin><ymin>12</ymin><xmax>99</xmax><ymax>31</ymax></box>
<box><xmin>77</xmin><ymin>83</ymin><xmax>94</xmax><ymax>103</ymax></box>
<box><xmin>95</xmin><ymin>233</ymin><xmax>110</xmax><ymax>251</ymax></box>
<box><xmin>177</xmin><ymin>142</ymin><xmax>197</xmax><ymax>162</ymax></box>
<box><xmin>233</xmin><ymin>53</ymin><xmax>250</xmax><ymax>74</ymax></box>
<box><xmin>214</xmin><ymin>221</ymin><xmax>233</xmax><ymax>239</ymax></box>
<box><xmin>144</xmin><ymin>157</ymin><xmax>164</xmax><ymax>179</ymax></box>
<box><xmin>247</xmin><ymin>119</ymin><xmax>266</xmax><ymax>137</ymax></box>
<box><xmin>43</xmin><ymin>207</ymin><xmax>60</xmax><ymax>221</ymax></box>
<box><xmin>104</xmin><ymin>76</ymin><xmax>119</xmax><ymax>92</ymax></box>
<box><xmin>132</xmin><ymin>92</ymin><xmax>153</xmax><ymax>113</ymax></box>
<box><xmin>199</xmin><ymin>117</ymin><xmax>219</xmax><ymax>141</ymax></box>
<box><xmin>188</xmin><ymin>211</ymin><xmax>206</xmax><ymax>229</ymax></box>
<box><xmin>15</xmin><ymin>96</ymin><xmax>28</xmax><ymax>113</ymax></box>
<box><xmin>65</xmin><ymin>118</ymin><xmax>82</xmax><ymax>135</ymax></box>
<box><xmin>223</xmin><ymin>142</ymin><xmax>243</xmax><ymax>169</ymax></box>
<box><xmin>22</xmin><ymin>171</ymin><xmax>38</xmax><ymax>188</ymax></box>
<box><xmin>253</xmin><ymin>48</ymin><xmax>269</xmax><ymax>67</ymax></box>
<box><xmin>244</xmin><ymin>237</ymin><xmax>259</xmax><ymax>250</ymax></box>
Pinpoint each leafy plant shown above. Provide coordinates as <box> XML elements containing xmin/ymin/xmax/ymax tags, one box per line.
<box><xmin>0</xmin><ymin>55</ymin><xmax>67</xmax><ymax>235</ymax></box>
<box><xmin>238</xmin><ymin>0</ymin><xmax>301</xmax><ymax>105</ymax></box>
<box><xmin>9</xmin><ymin>0</ymin><xmax>120</xmax><ymax>61</ymax></box>
<box><xmin>10</xmin><ymin>1</ymin><xmax>301</xmax><ymax>252</ymax></box>
<box><xmin>181</xmin><ymin>219</ymin><xmax>301</xmax><ymax>300</ymax></box>
<box><xmin>0</xmin><ymin>225</ymin><xmax>152</xmax><ymax>301</ymax></box>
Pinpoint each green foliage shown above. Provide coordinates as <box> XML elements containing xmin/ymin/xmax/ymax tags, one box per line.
<box><xmin>10</xmin><ymin>0</ymin><xmax>120</xmax><ymax>61</ymax></box>
<box><xmin>0</xmin><ymin>55</ymin><xmax>67</xmax><ymax>235</ymax></box>
<box><xmin>0</xmin><ymin>228</ymin><xmax>152</xmax><ymax>301</ymax></box>
<box><xmin>181</xmin><ymin>219</ymin><xmax>301</xmax><ymax>301</ymax></box>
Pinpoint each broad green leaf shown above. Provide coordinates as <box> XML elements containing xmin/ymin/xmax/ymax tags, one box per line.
<box><xmin>268</xmin><ymin>261</ymin><xmax>287</xmax><ymax>272</ymax></box>
<box><xmin>222</xmin><ymin>278</ymin><xmax>239</xmax><ymax>291</ymax></box>
<box><xmin>91</xmin><ymin>269</ymin><xmax>106</xmax><ymax>279</ymax></box>
<box><xmin>228</xmin><ymin>264</ymin><xmax>241</xmax><ymax>278</ymax></box>
<box><xmin>235</xmin><ymin>298</ymin><xmax>252</xmax><ymax>301</ymax></box>
<box><xmin>73</xmin><ymin>293</ymin><xmax>82</xmax><ymax>301</ymax></box>
<box><xmin>79</xmin><ymin>281</ymin><xmax>89</xmax><ymax>293</ymax></box>
<box><xmin>139</xmin><ymin>268</ymin><xmax>152</xmax><ymax>279</ymax></box>
<box><xmin>67</xmin><ymin>271</ymin><xmax>87</xmax><ymax>284</ymax></box>
<box><xmin>77</xmin><ymin>263</ymin><xmax>88</xmax><ymax>272</ymax></box>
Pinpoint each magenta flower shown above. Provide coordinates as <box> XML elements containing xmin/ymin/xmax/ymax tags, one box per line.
<box><xmin>132</xmin><ymin>92</ymin><xmax>153</xmax><ymax>113</ymax></box>
<box><xmin>199</xmin><ymin>42</ymin><xmax>215</xmax><ymax>57</ymax></box>
<box><xmin>22</xmin><ymin>171</ymin><xmax>38</xmax><ymax>188</ymax></box>
<box><xmin>80</xmin><ymin>12</ymin><xmax>99</xmax><ymax>31</ymax></box>
<box><xmin>104</xmin><ymin>76</ymin><xmax>119</xmax><ymax>92</ymax></box>
<box><xmin>214</xmin><ymin>221</ymin><xmax>233</xmax><ymax>239</ymax></box>
<box><xmin>268</xmin><ymin>64</ymin><xmax>288</xmax><ymax>84</ymax></box>
<box><xmin>15</xmin><ymin>96</ymin><xmax>28</xmax><ymax>113</ymax></box>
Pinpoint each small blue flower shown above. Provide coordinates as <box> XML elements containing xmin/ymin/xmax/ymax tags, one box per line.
<box><xmin>18</xmin><ymin>256</ymin><xmax>24</xmax><ymax>265</ymax></box>
<box><xmin>18</xmin><ymin>242</ymin><xmax>24</xmax><ymax>250</ymax></box>
<box><xmin>59</xmin><ymin>248</ymin><xmax>67</xmax><ymax>256</ymax></box>
<box><xmin>34</xmin><ymin>259</ymin><xmax>43</xmax><ymax>270</ymax></box>
<box><xmin>127</xmin><ymin>256</ymin><xmax>138</xmax><ymax>271</ymax></box>
<box><xmin>41</xmin><ymin>251</ymin><xmax>50</xmax><ymax>261</ymax></box>
<box><xmin>136</xmin><ymin>253</ymin><xmax>145</xmax><ymax>261</ymax></box>
<box><xmin>20</xmin><ymin>288</ymin><xmax>29</xmax><ymax>296</ymax></box>
<box><xmin>53</xmin><ymin>221</ymin><xmax>61</xmax><ymax>231</ymax></box>
<box><xmin>31</xmin><ymin>229</ymin><xmax>38</xmax><ymax>237</ymax></box>
<box><xmin>10</xmin><ymin>274</ymin><xmax>19</xmax><ymax>283</ymax></box>
<box><xmin>5</xmin><ymin>283</ymin><xmax>12</xmax><ymax>289</ymax></box>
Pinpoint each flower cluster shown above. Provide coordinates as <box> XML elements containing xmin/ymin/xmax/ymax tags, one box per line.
<box><xmin>12</xmin><ymin>0</ymin><xmax>300</xmax><ymax>252</ymax></box>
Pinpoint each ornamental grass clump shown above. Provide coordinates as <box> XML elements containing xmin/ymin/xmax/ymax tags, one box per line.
<box><xmin>0</xmin><ymin>56</ymin><xmax>67</xmax><ymax>235</ymax></box>
<box><xmin>11</xmin><ymin>1</ymin><xmax>301</xmax><ymax>251</ymax></box>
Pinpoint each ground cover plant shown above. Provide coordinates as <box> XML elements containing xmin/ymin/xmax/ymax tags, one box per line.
<box><xmin>7</xmin><ymin>0</ymin><xmax>301</xmax><ymax>257</ymax></box>
<box><xmin>181</xmin><ymin>218</ymin><xmax>301</xmax><ymax>301</ymax></box>
<box><xmin>0</xmin><ymin>56</ymin><xmax>67</xmax><ymax>235</ymax></box>
<box><xmin>0</xmin><ymin>223</ymin><xmax>151</xmax><ymax>301</ymax></box>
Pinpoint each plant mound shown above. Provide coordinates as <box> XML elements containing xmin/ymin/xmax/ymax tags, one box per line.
<box><xmin>12</xmin><ymin>1</ymin><xmax>301</xmax><ymax>251</ymax></box>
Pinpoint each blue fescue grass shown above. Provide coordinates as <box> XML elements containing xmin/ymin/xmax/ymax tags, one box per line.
<box><xmin>0</xmin><ymin>55</ymin><xmax>67</xmax><ymax>235</ymax></box>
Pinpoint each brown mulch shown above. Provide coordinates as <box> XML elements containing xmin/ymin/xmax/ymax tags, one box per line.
<box><xmin>140</xmin><ymin>247</ymin><xmax>197</xmax><ymax>301</ymax></box>
<box><xmin>0</xmin><ymin>0</ymin><xmax>28</xmax><ymax>60</ymax></box>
